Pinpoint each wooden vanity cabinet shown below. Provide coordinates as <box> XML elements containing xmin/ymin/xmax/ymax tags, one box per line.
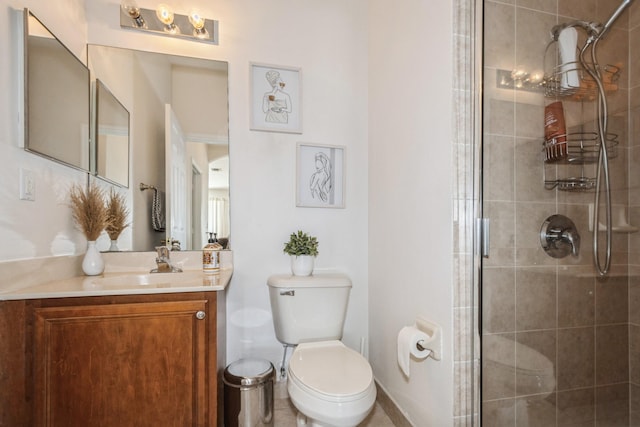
<box><xmin>0</xmin><ymin>291</ymin><xmax>225</xmax><ymax>427</ymax></box>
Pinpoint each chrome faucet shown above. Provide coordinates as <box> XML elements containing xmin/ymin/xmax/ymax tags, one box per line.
<box><xmin>151</xmin><ymin>246</ymin><xmax>183</xmax><ymax>273</ymax></box>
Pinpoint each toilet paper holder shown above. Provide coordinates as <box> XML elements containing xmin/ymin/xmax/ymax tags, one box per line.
<box><xmin>415</xmin><ymin>315</ymin><xmax>442</xmax><ymax>361</ymax></box>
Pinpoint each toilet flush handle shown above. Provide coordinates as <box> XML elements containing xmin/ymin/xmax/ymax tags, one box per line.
<box><xmin>280</xmin><ymin>290</ymin><xmax>295</xmax><ymax>296</ymax></box>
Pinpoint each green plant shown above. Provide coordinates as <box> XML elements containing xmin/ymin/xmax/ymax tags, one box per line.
<box><xmin>283</xmin><ymin>230</ymin><xmax>319</xmax><ymax>257</ymax></box>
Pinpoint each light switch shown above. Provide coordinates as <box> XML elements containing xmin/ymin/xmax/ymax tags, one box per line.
<box><xmin>20</xmin><ymin>168</ymin><xmax>35</xmax><ymax>201</ymax></box>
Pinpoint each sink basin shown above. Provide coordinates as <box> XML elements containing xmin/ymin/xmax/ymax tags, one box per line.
<box><xmin>85</xmin><ymin>271</ymin><xmax>221</xmax><ymax>290</ymax></box>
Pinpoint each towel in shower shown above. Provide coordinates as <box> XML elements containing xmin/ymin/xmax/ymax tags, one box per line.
<box><xmin>151</xmin><ymin>188</ymin><xmax>166</xmax><ymax>232</ymax></box>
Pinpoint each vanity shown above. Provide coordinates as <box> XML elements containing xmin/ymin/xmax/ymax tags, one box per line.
<box><xmin>0</xmin><ymin>251</ymin><xmax>231</xmax><ymax>426</ymax></box>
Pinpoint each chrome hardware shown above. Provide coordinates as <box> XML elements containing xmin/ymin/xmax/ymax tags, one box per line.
<box><xmin>540</xmin><ymin>214</ymin><xmax>581</xmax><ymax>258</ymax></box>
<box><xmin>476</xmin><ymin>218</ymin><xmax>490</xmax><ymax>258</ymax></box>
<box><xmin>196</xmin><ymin>311</ymin><xmax>206</xmax><ymax>320</ymax></box>
<box><xmin>481</xmin><ymin>218</ymin><xmax>490</xmax><ymax>258</ymax></box>
<box><xmin>416</xmin><ymin>340</ymin><xmax>426</xmax><ymax>352</ymax></box>
<box><xmin>150</xmin><ymin>246</ymin><xmax>183</xmax><ymax>273</ymax></box>
<box><xmin>280</xmin><ymin>290</ymin><xmax>295</xmax><ymax>296</ymax></box>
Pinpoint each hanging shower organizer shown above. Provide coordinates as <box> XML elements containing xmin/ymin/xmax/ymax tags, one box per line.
<box><xmin>541</xmin><ymin>39</ymin><xmax>620</xmax><ymax>192</ymax></box>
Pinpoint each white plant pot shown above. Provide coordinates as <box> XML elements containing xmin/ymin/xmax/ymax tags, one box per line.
<box><xmin>109</xmin><ymin>239</ymin><xmax>119</xmax><ymax>252</ymax></box>
<box><xmin>82</xmin><ymin>241</ymin><xmax>105</xmax><ymax>276</ymax></box>
<box><xmin>291</xmin><ymin>255</ymin><xmax>314</xmax><ymax>276</ymax></box>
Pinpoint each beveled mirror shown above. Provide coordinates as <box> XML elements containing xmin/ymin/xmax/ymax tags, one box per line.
<box><xmin>24</xmin><ymin>9</ymin><xmax>90</xmax><ymax>171</ymax></box>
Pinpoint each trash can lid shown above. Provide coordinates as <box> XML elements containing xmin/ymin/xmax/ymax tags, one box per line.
<box><xmin>224</xmin><ymin>358</ymin><xmax>275</xmax><ymax>387</ymax></box>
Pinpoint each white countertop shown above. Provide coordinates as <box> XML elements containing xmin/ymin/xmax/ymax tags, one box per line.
<box><xmin>0</xmin><ymin>268</ymin><xmax>232</xmax><ymax>300</ymax></box>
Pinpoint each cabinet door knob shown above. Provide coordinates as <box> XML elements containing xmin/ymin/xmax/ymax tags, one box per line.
<box><xmin>196</xmin><ymin>310</ymin><xmax>206</xmax><ymax>320</ymax></box>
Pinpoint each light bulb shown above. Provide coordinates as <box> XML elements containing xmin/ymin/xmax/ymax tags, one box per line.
<box><xmin>156</xmin><ymin>4</ymin><xmax>177</xmax><ymax>33</ymax></box>
<box><xmin>121</xmin><ymin>1</ymin><xmax>145</xmax><ymax>27</ymax></box>
<box><xmin>189</xmin><ymin>10</ymin><xmax>205</xmax><ymax>30</ymax></box>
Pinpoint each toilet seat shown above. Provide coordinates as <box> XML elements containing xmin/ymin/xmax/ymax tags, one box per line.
<box><xmin>287</xmin><ymin>340</ymin><xmax>376</xmax><ymax>427</ymax></box>
<box><xmin>288</xmin><ymin>340</ymin><xmax>373</xmax><ymax>402</ymax></box>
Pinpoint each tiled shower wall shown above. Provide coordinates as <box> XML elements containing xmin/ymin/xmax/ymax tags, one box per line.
<box><xmin>453</xmin><ymin>0</ymin><xmax>479</xmax><ymax>424</ymax></box>
<box><xmin>628</xmin><ymin>2</ymin><xmax>640</xmax><ymax>425</ymax></box>
<box><xmin>481</xmin><ymin>0</ymin><xmax>639</xmax><ymax>425</ymax></box>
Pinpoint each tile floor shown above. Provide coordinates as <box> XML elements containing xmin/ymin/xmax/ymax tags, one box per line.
<box><xmin>273</xmin><ymin>380</ymin><xmax>397</xmax><ymax>426</ymax></box>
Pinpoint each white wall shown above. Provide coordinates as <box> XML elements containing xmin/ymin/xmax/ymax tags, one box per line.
<box><xmin>368</xmin><ymin>0</ymin><xmax>455</xmax><ymax>425</ymax></box>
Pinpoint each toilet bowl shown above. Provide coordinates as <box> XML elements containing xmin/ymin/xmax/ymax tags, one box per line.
<box><xmin>287</xmin><ymin>340</ymin><xmax>376</xmax><ymax>427</ymax></box>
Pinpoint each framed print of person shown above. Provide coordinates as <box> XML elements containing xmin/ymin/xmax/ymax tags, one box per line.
<box><xmin>250</xmin><ymin>63</ymin><xmax>302</xmax><ymax>133</ymax></box>
<box><xmin>296</xmin><ymin>143</ymin><xmax>345</xmax><ymax>208</ymax></box>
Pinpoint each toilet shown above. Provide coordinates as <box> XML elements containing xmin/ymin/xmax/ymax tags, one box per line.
<box><xmin>267</xmin><ymin>273</ymin><xmax>376</xmax><ymax>427</ymax></box>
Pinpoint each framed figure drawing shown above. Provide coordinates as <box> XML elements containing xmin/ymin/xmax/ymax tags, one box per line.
<box><xmin>297</xmin><ymin>143</ymin><xmax>345</xmax><ymax>208</ymax></box>
<box><xmin>250</xmin><ymin>63</ymin><xmax>302</xmax><ymax>133</ymax></box>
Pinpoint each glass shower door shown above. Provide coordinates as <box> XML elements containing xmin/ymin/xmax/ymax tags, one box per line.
<box><xmin>480</xmin><ymin>0</ymin><xmax>639</xmax><ymax>425</ymax></box>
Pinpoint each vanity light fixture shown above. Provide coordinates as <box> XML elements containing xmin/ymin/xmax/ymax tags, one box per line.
<box><xmin>120</xmin><ymin>2</ymin><xmax>218</xmax><ymax>44</ymax></box>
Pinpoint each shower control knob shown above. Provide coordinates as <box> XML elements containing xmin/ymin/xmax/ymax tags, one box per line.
<box><xmin>540</xmin><ymin>214</ymin><xmax>581</xmax><ymax>259</ymax></box>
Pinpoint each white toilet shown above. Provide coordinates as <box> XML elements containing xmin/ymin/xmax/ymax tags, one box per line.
<box><xmin>267</xmin><ymin>273</ymin><xmax>376</xmax><ymax>427</ymax></box>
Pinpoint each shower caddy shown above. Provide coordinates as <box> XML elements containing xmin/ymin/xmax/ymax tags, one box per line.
<box><xmin>541</xmin><ymin>43</ymin><xmax>619</xmax><ymax>192</ymax></box>
<box><xmin>538</xmin><ymin>0</ymin><xmax>636</xmax><ymax>276</ymax></box>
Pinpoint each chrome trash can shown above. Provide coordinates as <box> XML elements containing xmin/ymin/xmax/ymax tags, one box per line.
<box><xmin>223</xmin><ymin>358</ymin><xmax>275</xmax><ymax>427</ymax></box>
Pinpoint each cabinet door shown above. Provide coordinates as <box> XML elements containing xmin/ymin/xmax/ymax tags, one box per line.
<box><xmin>34</xmin><ymin>300</ymin><xmax>209</xmax><ymax>427</ymax></box>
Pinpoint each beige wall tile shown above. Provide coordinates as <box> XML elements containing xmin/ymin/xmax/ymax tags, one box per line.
<box><xmin>557</xmin><ymin>388</ymin><xmax>596</xmax><ymax>426</ymax></box>
<box><xmin>559</xmin><ymin>0</ymin><xmax>597</xmax><ymax>20</ymax></box>
<box><xmin>558</xmin><ymin>273</ymin><xmax>595</xmax><ymax>327</ymax></box>
<box><xmin>557</xmin><ymin>327</ymin><xmax>595</xmax><ymax>390</ymax></box>
<box><xmin>516</xmin><ymin>267</ymin><xmax>557</xmax><ymax>330</ymax></box>
<box><xmin>595</xmin><ymin>324</ymin><xmax>629</xmax><ymax>384</ymax></box>
<box><xmin>485</xmin><ymin>2</ymin><xmax>516</xmax><ymax>70</ymax></box>
<box><xmin>595</xmin><ymin>383</ymin><xmax>630</xmax><ymax>426</ymax></box>
<box><xmin>483</xmin><ymin>267</ymin><xmax>517</xmax><ymax>333</ymax></box>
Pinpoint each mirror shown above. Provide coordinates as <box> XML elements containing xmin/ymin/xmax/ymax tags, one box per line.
<box><xmin>24</xmin><ymin>10</ymin><xmax>90</xmax><ymax>171</ymax></box>
<box><xmin>87</xmin><ymin>45</ymin><xmax>229</xmax><ymax>252</ymax></box>
<box><xmin>94</xmin><ymin>79</ymin><xmax>130</xmax><ymax>187</ymax></box>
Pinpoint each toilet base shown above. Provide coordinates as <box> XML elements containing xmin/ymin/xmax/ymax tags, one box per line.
<box><xmin>296</xmin><ymin>411</ymin><xmax>357</xmax><ymax>427</ymax></box>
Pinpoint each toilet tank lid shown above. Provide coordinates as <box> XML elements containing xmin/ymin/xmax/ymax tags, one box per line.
<box><xmin>267</xmin><ymin>273</ymin><xmax>352</xmax><ymax>288</ymax></box>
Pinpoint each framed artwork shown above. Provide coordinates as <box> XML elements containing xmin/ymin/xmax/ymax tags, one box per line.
<box><xmin>250</xmin><ymin>63</ymin><xmax>302</xmax><ymax>133</ymax></box>
<box><xmin>296</xmin><ymin>143</ymin><xmax>345</xmax><ymax>208</ymax></box>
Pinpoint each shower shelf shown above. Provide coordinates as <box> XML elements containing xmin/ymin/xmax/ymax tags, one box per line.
<box><xmin>541</xmin><ymin>50</ymin><xmax>621</xmax><ymax>100</ymax></box>
<box><xmin>544</xmin><ymin>177</ymin><xmax>596</xmax><ymax>192</ymax></box>
<box><xmin>542</xmin><ymin>132</ymin><xmax>618</xmax><ymax>192</ymax></box>
<box><xmin>542</xmin><ymin>132</ymin><xmax>619</xmax><ymax>164</ymax></box>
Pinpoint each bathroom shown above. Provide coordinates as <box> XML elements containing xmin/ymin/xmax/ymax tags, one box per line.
<box><xmin>0</xmin><ymin>0</ymin><xmax>457</xmax><ymax>425</ymax></box>
<box><xmin>1</xmin><ymin>0</ymin><xmax>636</xmax><ymax>426</ymax></box>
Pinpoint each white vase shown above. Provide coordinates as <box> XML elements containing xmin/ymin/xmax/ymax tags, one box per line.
<box><xmin>291</xmin><ymin>255</ymin><xmax>314</xmax><ymax>276</ymax></box>
<box><xmin>109</xmin><ymin>240</ymin><xmax>119</xmax><ymax>252</ymax></box>
<box><xmin>82</xmin><ymin>241</ymin><xmax>104</xmax><ymax>276</ymax></box>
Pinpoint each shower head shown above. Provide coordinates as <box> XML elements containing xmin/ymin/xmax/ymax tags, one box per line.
<box><xmin>598</xmin><ymin>0</ymin><xmax>635</xmax><ymax>40</ymax></box>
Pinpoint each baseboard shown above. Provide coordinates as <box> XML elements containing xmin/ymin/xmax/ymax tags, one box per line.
<box><xmin>374</xmin><ymin>380</ymin><xmax>413</xmax><ymax>427</ymax></box>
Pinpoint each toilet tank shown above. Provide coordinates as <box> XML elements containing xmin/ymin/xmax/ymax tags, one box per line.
<box><xmin>267</xmin><ymin>273</ymin><xmax>352</xmax><ymax>345</ymax></box>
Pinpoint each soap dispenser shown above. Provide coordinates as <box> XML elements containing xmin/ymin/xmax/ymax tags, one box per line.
<box><xmin>203</xmin><ymin>232</ymin><xmax>223</xmax><ymax>274</ymax></box>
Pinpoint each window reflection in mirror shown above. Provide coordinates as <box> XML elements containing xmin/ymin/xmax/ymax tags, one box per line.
<box><xmin>94</xmin><ymin>79</ymin><xmax>130</xmax><ymax>187</ymax></box>
<box><xmin>25</xmin><ymin>10</ymin><xmax>90</xmax><ymax>171</ymax></box>
<box><xmin>87</xmin><ymin>45</ymin><xmax>229</xmax><ymax>252</ymax></box>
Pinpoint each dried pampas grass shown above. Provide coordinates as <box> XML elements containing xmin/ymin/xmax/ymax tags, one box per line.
<box><xmin>69</xmin><ymin>183</ymin><xmax>108</xmax><ymax>241</ymax></box>
<box><xmin>106</xmin><ymin>189</ymin><xmax>130</xmax><ymax>240</ymax></box>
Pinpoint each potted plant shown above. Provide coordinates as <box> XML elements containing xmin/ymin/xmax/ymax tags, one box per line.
<box><xmin>283</xmin><ymin>230</ymin><xmax>319</xmax><ymax>276</ymax></box>
<box><xmin>105</xmin><ymin>189</ymin><xmax>130</xmax><ymax>252</ymax></box>
<box><xmin>69</xmin><ymin>183</ymin><xmax>108</xmax><ymax>276</ymax></box>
